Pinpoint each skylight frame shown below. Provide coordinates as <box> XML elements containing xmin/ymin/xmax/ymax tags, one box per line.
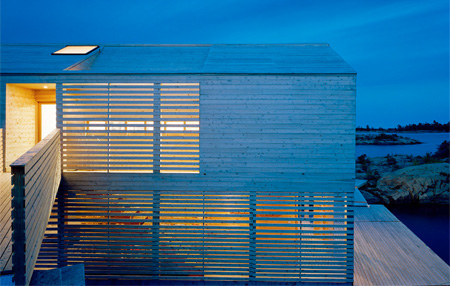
<box><xmin>52</xmin><ymin>45</ymin><xmax>100</xmax><ymax>55</ymax></box>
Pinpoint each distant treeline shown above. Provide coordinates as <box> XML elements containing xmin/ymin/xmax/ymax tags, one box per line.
<box><xmin>356</xmin><ymin>121</ymin><xmax>450</xmax><ymax>132</ymax></box>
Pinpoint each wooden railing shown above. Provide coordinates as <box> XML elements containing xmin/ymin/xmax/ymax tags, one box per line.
<box><xmin>11</xmin><ymin>129</ymin><xmax>61</xmax><ymax>286</ymax></box>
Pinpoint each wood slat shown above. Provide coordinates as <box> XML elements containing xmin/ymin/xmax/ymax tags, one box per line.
<box><xmin>60</xmin><ymin>83</ymin><xmax>200</xmax><ymax>173</ymax></box>
<box><xmin>0</xmin><ymin>172</ymin><xmax>12</xmax><ymax>275</ymax></box>
<box><xmin>31</xmin><ymin>187</ymin><xmax>353</xmax><ymax>282</ymax></box>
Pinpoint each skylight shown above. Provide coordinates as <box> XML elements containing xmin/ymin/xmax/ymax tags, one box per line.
<box><xmin>52</xmin><ymin>45</ymin><xmax>99</xmax><ymax>55</ymax></box>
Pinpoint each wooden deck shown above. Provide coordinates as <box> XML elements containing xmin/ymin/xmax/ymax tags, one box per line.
<box><xmin>354</xmin><ymin>204</ymin><xmax>450</xmax><ymax>286</ymax></box>
<box><xmin>0</xmin><ymin>172</ymin><xmax>12</xmax><ymax>275</ymax></box>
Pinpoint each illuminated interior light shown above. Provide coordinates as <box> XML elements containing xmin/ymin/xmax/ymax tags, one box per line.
<box><xmin>41</xmin><ymin>104</ymin><xmax>56</xmax><ymax>139</ymax></box>
<box><xmin>52</xmin><ymin>45</ymin><xmax>99</xmax><ymax>55</ymax></box>
<box><xmin>43</xmin><ymin>85</ymin><xmax>48</xmax><ymax>89</ymax></box>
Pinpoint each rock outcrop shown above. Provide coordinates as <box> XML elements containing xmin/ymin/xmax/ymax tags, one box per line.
<box><xmin>356</xmin><ymin>133</ymin><xmax>421</xmax><ymax>145</ymax></box>
<box><xmin>375</xmin><ymin>163</ymin><xmax>449</xmax><ymax>204</ymax></box>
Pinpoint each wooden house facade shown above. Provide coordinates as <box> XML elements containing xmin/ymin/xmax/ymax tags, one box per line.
<box><xmin>0</xmin><ymin>44</ymin><xmax>356</xmax><ymax>284</ymax></box>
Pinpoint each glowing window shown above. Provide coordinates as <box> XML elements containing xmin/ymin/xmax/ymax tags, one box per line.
<box><xmin>52</xmin><ymin>45</ymin><xmax>99</xmax><ymax>55</ymax></box>
<box><xmin>88</xmin><ymin>121</ymin><xmax>106</xmax><ymax>131</ymax></box>
<box><xmin>61</xmin><ymin>82</ymin><xmax>199</xmax><ymax>173</ymax></box>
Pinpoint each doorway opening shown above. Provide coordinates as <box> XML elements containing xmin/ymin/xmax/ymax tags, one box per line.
<box><xmin>5</xmin><ymin>83</ymin><xmax>56</xmax><ymax>171</ymax></box>
<box><xmin>39</xmin><ymin>103</ymin><xmax>57</xmax><ymax>141</ymax></box>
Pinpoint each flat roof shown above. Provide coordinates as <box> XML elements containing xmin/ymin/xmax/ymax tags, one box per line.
<box><xmin>0</xmin><ymin>44</ymin><xmax>356</xmax><ymax>74</ymax></box>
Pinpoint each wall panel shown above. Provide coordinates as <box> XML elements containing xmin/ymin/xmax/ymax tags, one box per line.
<box><xmin>59</xmin><ymin>83</ymin><xmax>200</xmax><ymax>173</ymax></box>
<box><xmin>8</xmin><ymin>74</ymin><xmax>355</xmax><ymax>284</ymax></box>
<box><xmin>5</xmin><ymin>85</ymin><xmax>37</xmax><ymax>171</ymax></box>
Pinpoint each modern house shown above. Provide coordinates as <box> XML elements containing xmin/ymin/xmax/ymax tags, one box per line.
<box><xmin>0</xmin><ymin>44</ymin><xmax>356</xmax><ymax>285</ymax></box>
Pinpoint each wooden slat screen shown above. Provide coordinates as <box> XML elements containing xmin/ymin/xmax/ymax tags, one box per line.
<box><xmin>59</xmin><ymin>83</ymin><xmax>200</xmax><ymax>173</ymax></box>
<box><xmin>42</xmin><ymin>188</ymin><xmax>352</xmax><ymax>283</ymax></box>
<box><xmin>43</xmin><ymin>74</ymin><xmax>356</xmax><ymax>283</ymax></box>
<box><xmin>34</xmin><ymin>199</ymin><xmax>59</xmax><ymax>271</ymax></box>
<box><xmin>11</xmin><ymin>129</ymin><xmax>61</xmax><ymax>286</ymax></box>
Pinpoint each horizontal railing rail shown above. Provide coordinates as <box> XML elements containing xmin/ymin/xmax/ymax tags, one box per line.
<box><xmin>11</xmin><ymin>129</ymin><xmax>61</xmax><ymax>286</ymax></box>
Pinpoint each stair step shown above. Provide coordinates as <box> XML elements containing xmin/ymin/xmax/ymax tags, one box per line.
<box><xmin>30</xmin><ymin>264</ymin><xmax>85</xmax><ymax>286</ymax></box>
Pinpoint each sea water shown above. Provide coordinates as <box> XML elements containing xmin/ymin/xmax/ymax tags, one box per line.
<box><xmin>356</xmin><ymin>132</ymin><xmax>450</xmax><ymax>157</ymax></box>
<box><xmin>388</xmin><ymin>204</ymin><xmax>450</xmax><ymax>265</ymax></box>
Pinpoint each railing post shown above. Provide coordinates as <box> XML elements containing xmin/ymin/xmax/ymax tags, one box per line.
<box><xmin>152</xmin><ymin>191</ymin><xmax>160</xmax><ymax>277</ymax></box>
<box><xmin>154</xmin><ymin>83</ymin><xmax>161</xmax><ymax>174</ymax></box>
<box><xmin>11</xmin><ymin>167</ymin><xmax>26</xmax><ymax>286</ymax></box>
<box><xmin>57</xmin><ymin>187</ymin><xmax>66</xmax><ymax>268</ymax></box>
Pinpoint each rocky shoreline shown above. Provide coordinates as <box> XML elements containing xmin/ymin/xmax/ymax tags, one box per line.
<box><xmin>356</xmin><ymin>140</ymin><xmax>449</xmax><ymax>205</ymax></box>
<box><xmin>356</xmin><ymin>133</ymin><xmax>421</xmax><ymax>145</ymax></box>
<box><xmin>375</xmin><ymin>163</ymin><xmax>449</xmax><ymax>204</ymax></box>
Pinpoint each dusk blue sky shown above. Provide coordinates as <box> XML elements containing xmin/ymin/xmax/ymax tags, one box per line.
<box><xmin>1</xmin><ymin>0</ymin><xmax>448</xmax><ymax>128</ymax></box>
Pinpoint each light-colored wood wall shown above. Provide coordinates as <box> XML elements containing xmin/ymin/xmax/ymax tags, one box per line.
<box><xmin>35</xmin><ymin>90</ymin><xmax>56</xmax><ymax>103</ymax></box>
<box><xmin>5</xmin><ymin>85</ymin><xmax>37</xmax><ymax>171</ymax></box>
<box><xmin>57</xmin><ymin>75</ymin><xmax>356</xmax><ymax>183</ymax></box>
<box><xmin>57</xmin><ymin>75</ymin><xmax>355</xmax><ymax>283</ymax></box>
<box><xmin>1</xmin><ymin>74</ymin><xmax>355</xmax><ymax>283</ymax></box>
<box><xmin>1</xmin><ymin>85</ymin><xmax>56</xmax><ymax>171</ymax></box>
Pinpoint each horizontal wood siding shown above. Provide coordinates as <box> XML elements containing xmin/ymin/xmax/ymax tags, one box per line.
<box><xmin>53</xmin><ymin>187</ymin><xmax>353</xmax><ymax>283</ymax></box>
<box><xmin>55</xmin><ymin>75</ymin><xmax>355</xmax><ymax>283</ymax></box>
<box><xmin>10</xmin><ymin>129</ymin><xmax>61</xmax><ymax>286</ymax></box>
<box><xmin>34</xmin><ymin>198</ymin><xmax>59</xmax><ymax>271</ymax></box>
<box><xmin>4</xmin><ymin>74</ymin><xmax>355</xmax><ymax>284</ymax></box>
<box><xmin>58</xmin><ymin>83</ymin><xmax>199</xmax><ymax>173</ymax></box>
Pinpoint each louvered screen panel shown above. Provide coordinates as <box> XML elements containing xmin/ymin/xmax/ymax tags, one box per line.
<box><xmin>35</xmin><ymin>199</ymin><xmax>59</xmax><ymax>271</ymax></box>
<box><xmin>108</xmin><ymin>83</ymin><xmax>156</xmax><ymax>172</ymax></box>
<box><xmin>54</xmin><ymin>189</ymin><xmax>353</xmax><ymax>283</ymax></box>
<box><xmin>59</xmin><ymin>83</ymin><xmax>199</xmax><ymax>173</ymax></box>
<box><xmin>60</xmin><ymin>83</ymin><xmax>110</xmax><ymax>172</ymax></box>
<box><xmin>159</xmin><ymin>83</ymin><xmax>200</xmax><ymax>173</ymax></box>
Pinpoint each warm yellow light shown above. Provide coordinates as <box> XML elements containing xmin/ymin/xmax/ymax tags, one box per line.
<box><xmin>43</xmin><ymin>85</ymin><xmax>48</xmax><ymax>89</ymax></box>
<box><xmin>52</xmin><ymin>45</ymin><xmax>99</xmax><ymax>55</ymax></box>
<box><xmin>41</xmin><ymin>104</ymin><xmax>56</xmax><ymax>139</ymax></box>
<box><xmin>88</xmin><ymin>121</ymin><xmax>106</xmax><ymax>131</ymax></box>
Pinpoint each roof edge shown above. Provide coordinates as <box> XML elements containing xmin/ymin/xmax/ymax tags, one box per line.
<box><xmin>0</xmin><ymin>43</ymin><xmax>331</xmax><ymax>47</ymax></box>
<box><xmin>0</xmin><ymin>72</ymin><xmax>357</xmax><ymax>76</ymax></box>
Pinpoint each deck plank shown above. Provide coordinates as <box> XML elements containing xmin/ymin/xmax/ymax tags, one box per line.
<box><xmin>354</xmin><ymin>205</ymin><xmax>450</xmax><ymax>286</ymax></box>
<box><xmin>0</xmin><ymin>173</ymin><xmax>12</xmax><ymax>275</ymax></box>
